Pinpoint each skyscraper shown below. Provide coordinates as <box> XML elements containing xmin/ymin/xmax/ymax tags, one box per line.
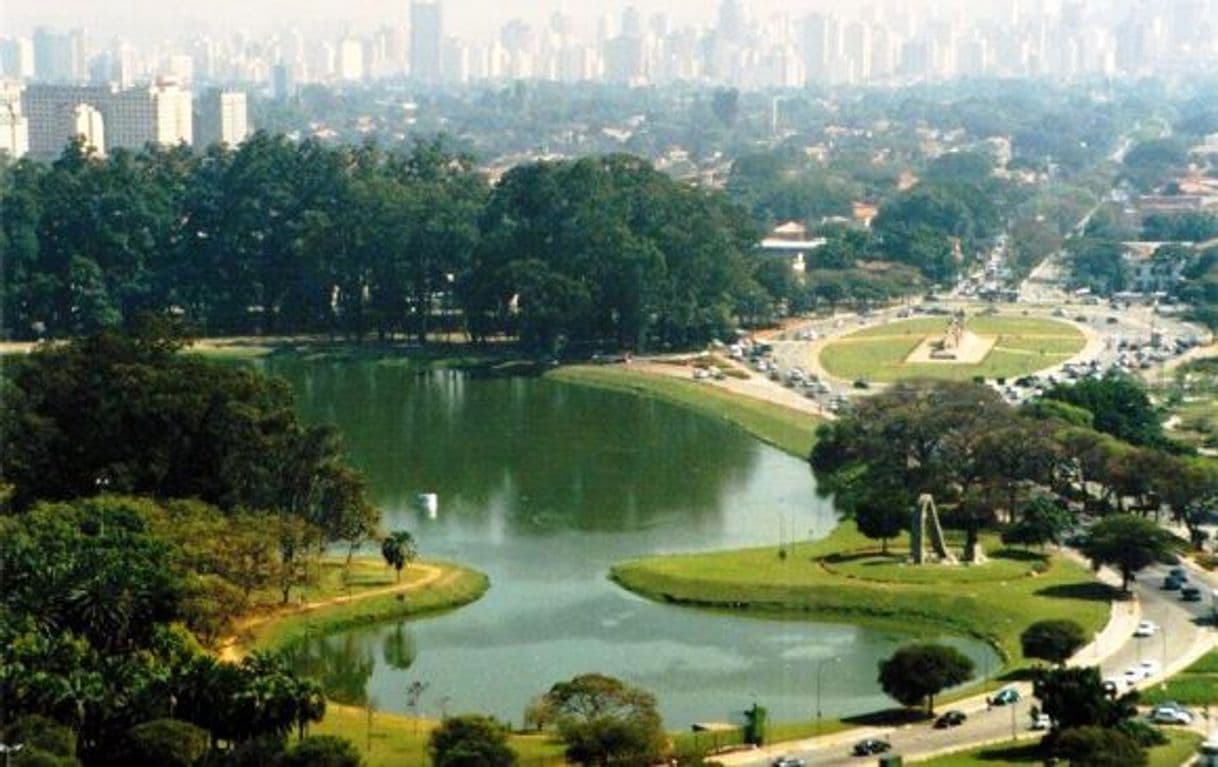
<box><xmin>411</xmin><ymin>1</ymin><xmax>442</xmax><ymax>83</ymax></box>
<box><xmin>195</xmin><ymin>88</ymin><xmax>249</xmax><ymax>148</ymax></box>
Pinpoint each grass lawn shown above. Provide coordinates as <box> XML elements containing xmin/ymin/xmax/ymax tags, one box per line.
<box><xmin>611</xmin><ymin>522</ymin><xmax>1113</xmax><ymax>671</ymax></box>
<box><xmin>820</xmin><ymin>317</ymin><xmax>1085</xmax><ymax>383</ymax></box>
<box><xmin>913</xmin><ymin>729</ymin><xmax>1202</xmax><ymax>766</ymax></box>
<box><xmin>239</xmin><ymin>558</ymin><xmax>490</xmax><ymax>652</ymax></box>
<box><xmin>1143</xmin><ymin>649</ymin><xmax>1218</xmax><ymax>707</ymax></box>
<box><xmin>309</xmin><ymin>704</ymin><xmax>567</xmax><ymax>767</ymax></box>
<box><xmin>547</xmin><ymin>365</ymin><xmax>821</xmax><ymax>458</ymax></box>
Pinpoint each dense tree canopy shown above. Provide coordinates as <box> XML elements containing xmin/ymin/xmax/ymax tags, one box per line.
<box><xmin>429</xmin><ymin>715</ymin><xmax>516</xmax><ymax>767</ymax></box>
<box><xmin>1081</xmin><ymin>514</ymin><xmax>1176</xmax><ymax>591</ymax></box>
<box><xmin>0</xmin><ymin>328</ymin><xmax>377</xmax><ymax>555</ymax></box>
<box><xmin>1</xmin><ymin>139</ymin><xmax>777</xmax><ymax>353</ymax></box>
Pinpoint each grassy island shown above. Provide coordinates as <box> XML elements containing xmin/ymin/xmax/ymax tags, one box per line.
<box><xmin>226</xmin><ymin>557</ymin><xmax>490</xmax><ymax>656</ymax></box>
<box><xmin>820</xmin><ymin>316</ymin><xmax>1087</xmax><ymax>383</ymax></box>
<box><xmin>611</xmin><ymin>523</ymin><xmax>1113</xmax><ymax>671</ymax></box>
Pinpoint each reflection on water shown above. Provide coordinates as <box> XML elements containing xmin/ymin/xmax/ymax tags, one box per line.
<box><xmin>262</xmin><ymin>361</ymin><xmax>998</xmax><ymax>725</ymax></box>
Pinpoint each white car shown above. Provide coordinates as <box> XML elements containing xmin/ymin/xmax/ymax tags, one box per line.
<box><xmin>1133</xmin><ymin>620</ymin><xmax>1158</xmax><ymax>638</ymax></box>
<box><xmin>1150</xmin><ymin>705</ymin><xmax>1193</xmax><ymax>725</ymax></box>
<box><xmin>1031</xmin><ymin>713</ymin><xmax>1052</xmax><ymax>731</ymax></box>
<box><xmin>1138</xmin><ymin>660</ymin><xmax>1161</xmax><ymax>678</ymax></box>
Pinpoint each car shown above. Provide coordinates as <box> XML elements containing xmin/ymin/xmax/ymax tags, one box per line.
<box><xmin>934</xmin><ymin>710</ymin><xmax>967</xmax><ymax>728</ymax></box>
<box><xmin>1138</xmin><ymin>659</ymin><xmax>1161</xmax><ymax>678</ymax></box>
<box><xmin>1133</xmin><ymin>620</ymin><xmax>1158</xmax><ymax>637</ymax></box>
<box><xmin>1123</xmin><ymin>666</ymin><xmax>1147</xmax><ymax>686</ymax></box>
<box><xmin>1163</xmin><ymin>575</ymin><xmax>1183</xmax><ymax>591</ymax></box>
<box><xmin>1102</xmin><ymin>678</ymin><xmax>1122</xmax><ymax>697</ymax></box>
<box><xmin>989</xmin><ymin>687</ymin><xmax>1021</xmax><ymax>706</ymax></box>
<box><xmin>851</xmin><ymin>738</ymin><xmax>891</xmax><ymax>756</ymax></box>
<box><xmin>1031</xmin><ymin>713</ymin><xmax>1052</xmax><ymax>731</ymax></box>
<box><xmin>1181</xmin><ymin>586</ymin><xmax>1203</xmax><ymax>602</ymax></box>
<box><xmin>771</xmin><ymin>757</ymin><xmax>807</xmax><ymax>767</ymax></box>
<box><xmin>1169</xmin><ymin>567</ymin><xmax>1188</xmax><ymax>581</ymax></box>
<box><xmin>1150</xmin><ymin>706</ymin><xmax>1193</xmax><ymax>725</ymax></box>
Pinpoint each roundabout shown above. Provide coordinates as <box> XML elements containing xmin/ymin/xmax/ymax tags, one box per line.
<box><xmin>817</xmin><ymin>314</ymin><xmax>1088</xmax><ymax>383</ymax></box>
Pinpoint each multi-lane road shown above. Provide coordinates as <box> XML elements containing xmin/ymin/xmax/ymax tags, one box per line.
<box><xmin>721</xmin><ymin>561</ymin><xmax>1216</xmax><ymax>767</ymax></box>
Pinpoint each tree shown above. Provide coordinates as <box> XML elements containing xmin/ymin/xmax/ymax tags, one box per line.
<box><xmin>0</xmin><ymin>327</ymin><xmax>377</xmax><ymax>550</ymax></box>
<box><xmin>278</xmin><ymin>735</ymin><xmax>364</xmax><ymax>767</ymax></box>
<box><xmin>1041</xmin><ymin>375</ymin><xmax>1171</xmax><ymax>449</ymax></box>
<box><xmin>380</xmin><ymin>531</ymin><xmax>417</xmax><ymax>583</ymax></box>
<box><xmin>429</xmin><ymin>715</ymin><xmax>517</xmax><ymax>767</ymax></box>
<box><xmin>877</xmin><ymin>643</ymin><xmax>974</xmax><ymax>715</ymax></box>
<box><xmin>542</xmin><ymin>673</ymin><xmax>665</xmax><ymax>767</ymax></box>
<box><xmin>1002</xmin><ymin>497</ymin><xmax>1073</xmax><ymax>550</ymax></box>
<box><xmin>125</xmin><ymin>719</ymin><xmax>210</xmax><ymax>767</ymax></box>
<box><xmin>1053</xmin><ymin>726</ymin><xmax>1146</xmax><ymax>767</ymax></box>
<box><xmin>1081</xmin><ymin>515</ymin><xmax>1175</xmax><ymax>591</ymax></box>
<box><xmin>853</xmin><ymin>483</ymin><xmax>909</xmax><ymax>554</ymax></box>
<box><xmin>1020</xmin><ymin>619</ymin><xmax>1087</xmax><ymax>666</ymax></box>
<box><xmin>1034</xmin><ymin>666</ymin><xmax>1138</xmax><ymax>732</ymax></box>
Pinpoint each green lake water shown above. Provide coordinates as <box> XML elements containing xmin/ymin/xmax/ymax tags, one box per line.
<box><xmin>261</xmin><ymin>359</ymin><xmax>997</xmax><ymax>726</ymax></box>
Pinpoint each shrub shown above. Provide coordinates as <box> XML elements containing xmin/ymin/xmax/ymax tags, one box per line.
<box><xmin>126</xmin><ymin>719</ymin><xmax>210</xmax><ymax>767</ymax></box>
<box><xmin>278</xmin><ymin>735</ymin><xmax>363</xmax><ymax>767</ymax></box>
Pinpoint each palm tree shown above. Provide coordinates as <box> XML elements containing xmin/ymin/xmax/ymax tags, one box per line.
<box><xmin>380</xmin><ymin>531</ymin><xmax>417</xmax><ymax>582</ymax></box>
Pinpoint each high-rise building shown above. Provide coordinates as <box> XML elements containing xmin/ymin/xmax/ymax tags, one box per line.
<box><xmin>338</xmin><ymin>37</ymin><xmax>365</xmax><ymax>81</ymax></box>
<box><xmin>411</xmin><ymin>1</ymin><xmax>443</xmax><ymax>83</ymax></box>
<box><xmin>32</xmin><ymin>27</ymin><xmax>85</xmax><ymax>83</ymax></box>
<box><xmin>1</xmin><ymin>37</ymin><xmax>36</xmax><ymax>80</ymax></box>
<box><xmin>271</xmin><ymin>63</ymin><xmax>296</xmax><ymax>101</ymax></box>
<box><xmin>194</xmin><ymin>88</ymin><xmax>249</xmax><ymax>147</ymax></box>
<box><xmin>23</xmin><ymin>81</ymin><xmax>192</xmax><ymax>158</ymax></box>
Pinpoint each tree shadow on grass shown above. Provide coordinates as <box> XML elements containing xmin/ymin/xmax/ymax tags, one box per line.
<box><xmin>972</xmin><ymin>742</ymin><xmax>1045</xmax><ymax>763</ymax></box>
<box><xmin>841</xmin><ymin>708</ymin><xmax>932</xmax><ymax>727</ymax></box>
<box><xmin>1035</xmin><ymin>582</ymin><xmax>1123</xmax><ymax>602</ymax></box>
<box><xmin>822</xmin><ymin>551</ymin><xmax>887</xmax><ymax>565</ymax></box>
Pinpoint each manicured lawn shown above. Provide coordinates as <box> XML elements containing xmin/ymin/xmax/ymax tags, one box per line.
<box><xmin>547</xmin><ymin>365</ymin><xmax>822</xmax><ymax>458</ymax></box>
<box><xmin>611</xmin><ymin>522</ymin><xmax>1113</xmax><ymax>670</ymax></box>
<box><xmin>913</xmin><ymin>730</ymin><xmax>1201</xmax><ymax>766</ymax></box>
<box><xmin>1143</xmin><ymin>649</ymin><xmax>1218</xmax><ymax>707</ymax></box>
<box><xmin>819</xmin><ymin>317</ymin><xmax>1085</xmax><ymax>383</ymax></box>
<box><xmin>309</xmin><ymin>704</ymin><xmax>566</xmax><ymax>767</ymax></box>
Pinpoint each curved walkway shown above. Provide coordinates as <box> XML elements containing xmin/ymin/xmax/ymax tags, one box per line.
<box><xmin>217</xmin><ymin>563</ymin><xmax>446</xmax><ymax>662</ymax></box>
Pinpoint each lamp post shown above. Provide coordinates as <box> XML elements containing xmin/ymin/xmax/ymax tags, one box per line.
<box><xmin>816</xmin><ymin>657</ymin><xmax>840</xmax><ymax>734</ymax></box>
<box><xmin>0</xmin><ymin>743</ymin><xmax>24</xmax><ymax>767</ymax></box>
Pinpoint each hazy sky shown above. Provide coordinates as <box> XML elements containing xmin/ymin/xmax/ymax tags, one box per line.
<box><xmin>4</xmin><ymin>0</ymin><xmax>881</xmax><ymax>42</ymax></box>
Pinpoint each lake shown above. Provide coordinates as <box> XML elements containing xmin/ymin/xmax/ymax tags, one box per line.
<box><xmin>261</xmin><ymin>359</ymin><xmax>997</xmax><ymax>727</ymax></box>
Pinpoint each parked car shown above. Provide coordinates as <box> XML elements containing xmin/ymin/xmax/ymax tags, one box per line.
<box><xmin>1133</xmin><ymin>620</ymin><xmax>1158</xmax><ymax>637</ymax></box>
<box><xmin>1150</xmin><ymin>705</ymin><xmax>1194</xmax><ymax>725</ymax></box>
<box><xmin>851</xmin><ymin>738</ymin><xmax>891</xmax><ymax>756</ymax></box>
<box><xmin>989</xmin><ymin>687</ymin><xmax>1021</xmax><ymax>706</ymax></box>
<box><xmin>771</xmin><ymin>757</ymin><xmax>807</xmax><ymax>767</ymax></box>
<box><xmin>1163</xmin><ymin>575</ymin><xmax>1183</xmax><ymax>591</ymax></box>
<box><xmin>934</xmin><ymin>710</ymin><xmax>967</xmax><ymax>729</ymax></box>
<box><xmin>1182</xmin><ymin>586</ymin><xmax>1203</xmax><ymax>602</ymax></box>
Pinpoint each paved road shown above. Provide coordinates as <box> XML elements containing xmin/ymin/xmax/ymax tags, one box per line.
<box><xmin>723</xmin><ymin>561</ymin><xmax>1216</xmax><ymax>767</ymax></box>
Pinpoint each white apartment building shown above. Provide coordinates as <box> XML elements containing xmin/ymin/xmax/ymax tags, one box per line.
<box><xmin>22</xmin><ymin>80</ymin><xmax>192</xmax><ymax>157</ymax></box>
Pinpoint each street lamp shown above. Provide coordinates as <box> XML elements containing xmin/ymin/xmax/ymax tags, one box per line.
<box><xmin>0</xmin><ymin>743</ymin><xmax>24</xmax><ymax>767</ymax></box>
<box><xmin>815</xmin><ymin>657</ymin><xmax>841</xmax><ymax>734</ymax></box>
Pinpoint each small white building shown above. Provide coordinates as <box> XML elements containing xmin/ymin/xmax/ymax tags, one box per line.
<box><xmin>758</xmin><ymin>221</ymin><xmax>825</xmax><ymax>272</ymax></box>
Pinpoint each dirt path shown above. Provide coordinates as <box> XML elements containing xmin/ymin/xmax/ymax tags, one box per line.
<box><xmin>217</xmin><ymin>563</ymin><xmax>446</xmax><ymax>662</ymax></box>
